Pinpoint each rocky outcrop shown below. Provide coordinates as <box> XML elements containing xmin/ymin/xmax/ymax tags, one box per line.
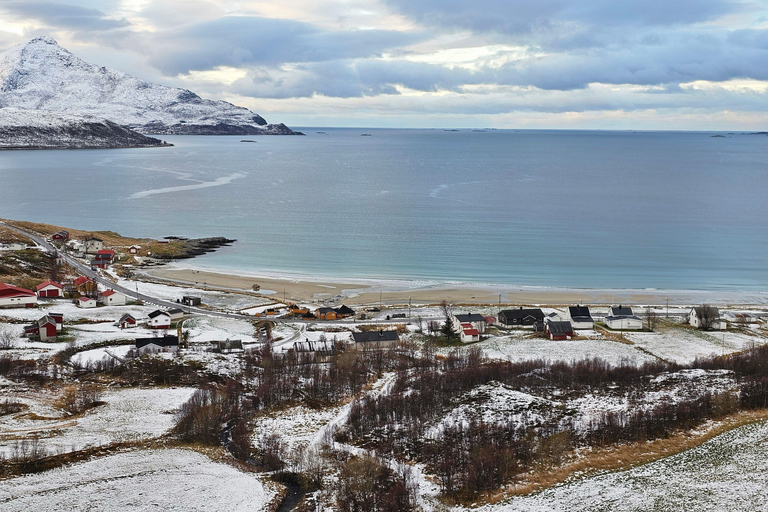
<box><xmin>0</xmin><ymin>108</ymin><xmax>170</xmax><ymax>149</ymax></box>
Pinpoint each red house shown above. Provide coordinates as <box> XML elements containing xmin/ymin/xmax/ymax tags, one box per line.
<box><xmin>118</xmin><ymin>313</ymin><xmax>137</xmax><ymax>329</ymax></box>
<box><xmin>36</xmin><ymin>280</ymin><xmax>64</xmax><ymax>298</ymax></box>
<box><xmin>51</xmin><ymin>230</ymin><xmax>69</xmax><ymax>241</ymax></box>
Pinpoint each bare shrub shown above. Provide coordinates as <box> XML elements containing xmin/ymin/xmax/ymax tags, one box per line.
<box><xmin>0</xmin><ymin>326</ymin><xmax>17</xmax><ymax>350</ymax></box>
<box><xmin>56</xmin><ymin>384</ymin><xmax>103</xmax><ymax>414</ymax></box>
<box><xmin>336</xmin><ymin>454</ymin><xmax>415</xmax><ymax>512</ymax></box>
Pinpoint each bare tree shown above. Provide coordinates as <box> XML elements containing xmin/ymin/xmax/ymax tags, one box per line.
<box><xmin>644</xmin><ymin>308</ymin><xmax>658</xmax><ymax>331</ymax></box>
<box><xmin>0</xmin><ymin>326</ymin><xmax>17</xmax><ymax>350</ymax></box>
<box><xmin>695</xmin><ymin>304</ymin><xmax>720</xmax><ymax>331</ymax></box>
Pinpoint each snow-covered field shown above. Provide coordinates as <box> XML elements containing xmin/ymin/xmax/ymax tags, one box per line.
<box><xmin>0</xmin><ymin>387</ymin><xmax>194</xmax><ymax>457</ymax></box>
<box><xmin>481</xmin><ymin>419</ymin><xmax>768</xmax><ymax>512</ymax></box>
<box><xmin>626</xmin><ymin>328</ymin><xmax>764</xmax><ymax>364</ymax></box>
<box><xmin>474</xmin><ymin>333</ymin><xmax>659</xmax><ymax>366</ymax></box>
<box><xmin>0</xmin><ymin>448</ymin><xmax>277</xmax><ymax>512</ymax></box>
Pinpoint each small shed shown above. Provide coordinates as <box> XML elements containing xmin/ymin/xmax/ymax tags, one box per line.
<box><xmin>77</xmin><ymin>296</ymin><xmax>97</xmax><ymax>308</ymax></box>
<box><xmin>546</xmin><ymin>321</ymin><xmax>574</xmax><ymax>340</ymax></box>
<box><xmin>182</xmin><ymin>296</ymin><xmax>201</xmax><ymax>307</ymax></box>
<box><xmin>118</xmin><ymin>313</ymin><xmax>137</xmax><ymax>329</ymax></box>
<box><xmin>168</xmin><ymin>308</ymin><xmax>184</xmax><ymax>322</ymax></box>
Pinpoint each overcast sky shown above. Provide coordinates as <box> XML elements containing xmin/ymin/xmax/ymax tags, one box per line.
<box><xmin>2</xmin><ymin>0</ymin><xmax>768</xmax><ymax>129</ymax></box>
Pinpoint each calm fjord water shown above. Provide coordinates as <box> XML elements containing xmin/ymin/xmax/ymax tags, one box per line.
<box><xmin>1</xmin><ymin>128</ymin><xmax>767</xmax><ymax>291</ymax></box>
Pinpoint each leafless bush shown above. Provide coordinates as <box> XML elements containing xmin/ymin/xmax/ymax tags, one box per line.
<box><xmin>56</xmin><ymin>384</ymin><xmax>103</xmax><ymax>414</ymax></box>
<box><xmin>0</xmin><ymin>326</ymin><xmax>17</xmax><ymax>349</ymax></box>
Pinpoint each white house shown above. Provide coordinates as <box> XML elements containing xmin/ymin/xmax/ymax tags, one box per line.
<box><xmin>722</xmin><ymin>312</ymin><xmax>759</xmax><ymax>327</ymax></box>
<box><xmin>7</xmin><ymin>242</ymin><xmax>29</xmax><ymax>251</ymax></box>
<box><xmin>459</xmin><ymin>323</ymin><xmax>480</xmax><ymax>343</ymax></box>
<box><xmin>84</xmin><ymin>237</ymin><xmax>104</xmax><ymax>254</ymax></box>
<box><xmin>77</xmin><ymin>296</ymin><xmax>97</xmax><ymax>308</ymax></box>
<box><xmin>566</xmin><ymin>306</ymin><xmax>594</xmax><ymax>329</ymax></box>
<box><xmin>147</xmin><ymin>310</ymin><xmax>172</xmax><ymax>329</ymax></box>
<box><xmin>452</xmin><ymin>313</ymin><xmax>487</xmax><ymax>334</ymax></box>
<box><xmin>98</xmin><ymin>289</ymin><xmax>127</xmax><ymax>306</ymax></box>
<box><xmin>689</xmin><ymin>306</ymin><xmax>726</xmax><ymax>330</ymax></box>
<box><xmin>0</xmin><ymin>283</ymin><xmax>38</xmax><ymax>308</ymax></box>
<box><xmin>168</xmin><ymin>308</ymin><xmax>185</xmax><ymax>322</ymax></box>
<box><xmin>604</xmin><ymin>306</ymin><xmax>644</xmax><ymax>330</ymax></box>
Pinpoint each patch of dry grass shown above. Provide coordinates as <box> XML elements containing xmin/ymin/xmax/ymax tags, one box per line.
<box><xmin>485</xmin><ymin>408</ymin><xmax>768</xmax><ymax>504</ymax></box>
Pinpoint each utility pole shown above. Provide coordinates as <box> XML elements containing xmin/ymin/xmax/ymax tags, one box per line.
<box><xmin>666</xmin><ymin>297</ymin><xmax>669</xmax><ymax>318</ymax></box>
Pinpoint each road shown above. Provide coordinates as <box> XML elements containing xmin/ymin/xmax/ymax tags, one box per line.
<box><xmin>2</xmin><ymin>222</ymin><xmax>433</xmax><ymax>326</ymax></box>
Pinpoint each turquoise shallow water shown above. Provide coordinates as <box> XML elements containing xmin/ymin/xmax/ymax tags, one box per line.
<box><xmin>1</xmin><ymin>128</ymin><xmax>767</xmax><ymax>291</ymax></box>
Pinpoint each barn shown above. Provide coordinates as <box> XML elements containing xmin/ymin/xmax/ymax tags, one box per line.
<box><xmin>0</xmin><ymin>283</ymin><xmax>38</xmax><ymax>308</ymax></box>
<box><xmin>36</xmin><ymin>280</ymin><xmax>64</xmax><ymax>298</ymax></box>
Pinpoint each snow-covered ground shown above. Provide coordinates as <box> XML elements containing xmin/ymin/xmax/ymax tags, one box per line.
<box><xmin>479</xmin><ymin>419</ymin><xmax>768</xmax><ymax>512</ymax></box>
<box><xmin>0</xmin><ymin>387</ymin><xmax>195</xmax><ymax>457</ymax></box>
<box><xmin>0</xmin><ymin>448</ymin><xmax>278</xmax><ymax>512</ymax></box>
<box><xmin>474</xmin><ymin>332</ymin><xmax>659</xmax><ymax>366</ymax></box>
<box><xmin>626</xmin><ymin>328</ymin><xmax>764</xmax><ymax>364</ymax></box>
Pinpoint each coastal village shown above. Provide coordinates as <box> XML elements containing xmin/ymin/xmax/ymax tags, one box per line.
<box><xmin>2</xmin><ymin>219</ymin><xmax>768</xmax><ymax>511</ymax></box>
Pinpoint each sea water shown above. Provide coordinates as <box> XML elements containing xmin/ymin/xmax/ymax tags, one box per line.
<box><xmin>1</xmin><ymin>128</ymin><xmax>767</xmax><ymax>292</ymax></box>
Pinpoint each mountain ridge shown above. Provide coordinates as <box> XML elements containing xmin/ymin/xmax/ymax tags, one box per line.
<box><xmin>0</xmin><ymin>37</ymin><xmax>301</xmax><ymax>136</ymax></box>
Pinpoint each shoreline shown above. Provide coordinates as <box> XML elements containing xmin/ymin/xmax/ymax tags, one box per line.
<box><xmin>141</xmin><ymin>263</ymin><xmax>768</xmax><ymax>307</ymax></box>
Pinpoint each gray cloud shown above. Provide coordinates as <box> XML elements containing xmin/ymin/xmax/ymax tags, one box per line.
<box><xmin>147</xmin><ymin>16</ymin><xmax>424</xmax><ymax>75</ymax></box>
<box><xmin>1</xmin><ymin>1</ymin><xmax>129</xmax><ymax>31</ymax></box>
<box><xmin>383</xmin><ymin>0</ymin><xmax>744</xmax><ymax>36</ymax></box>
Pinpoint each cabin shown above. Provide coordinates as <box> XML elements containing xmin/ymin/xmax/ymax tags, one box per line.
<box><xmin>351</xmin><ymin>330</ymin><xmax>399</xmax><ymax>349</ymax></box>
<box><xmin>316</xmin><ymin>307</ymin><xmax>339</xmax><ymax>320</ymax></box>
<box><xmin>118</xmin><ymin>313</ymin><xmax>137</xmax><ymax>329</ymax></box>
<box><xmin>302</xmin><ymin>312</ymin><xmax>317</xmax><ymax>320</ymax></box>
<box><xmin>499</xmin><ymin>308</ymin><xmax>545</xmax><ymax>327</ymax></box>
<box><xmin>546</xmin><ymin>321</ymin><xmax>574</xmax><ymax>340</ymax></box>
<box><xmin>51</xmin><ymin>230</ymin><xmax>69</xmax><ymax>241</ymax></box>
<box><xmin>291</xmin><ymin>338</ymin><xmax>336</xmax><ymax>355</ymax></box>
<box><xmin>566</xmin><ymin>306</ymin><xmax>594</xmax><ymax>329</ymax></box>
<box><xmin>99</xmin><ymin>289</ymin><xmax>127</xmax><ymax>306</ymax></box>
<box><xmin>453</xmin><ymin>313</ymin><xmax>488</xmax><ymax>334</ymax></box>
<box><xmin>182</xmin><ymin>296</ymin><xmax>201</xmax><ymax>307</ymax></box>
<box><xmin>35</xmin><ymin>280</ymin><xmax>64</xmax><ymax>298</ymax></box>
<box><xmin>135</xmin><ymin>335</ymin><xmax>179</xmax><ymax>354</ymax></box>
<box><xmin>336</xmin><ymin>305</ymin><xmax>355</xmax><ymax>318</ymax></box>
<box><xmin>604</xmin><ymin>305</ymin><xmax>643</xmax><ymax>330</ymax></box>
<box><xmin>128</xmin><ymin>245</ymin><xmax>141</xmax><ymax>255</ymax></box>
<box><xmin>24</xmin><ymin>315</ymin><xmax>58</xmax><ymax>342</ymax></box>
<box><xmin>288</xmin><ymin>304</ymin><xmax>310</xmax><ymax>316</ymax></box>
<box><xmin>690</xmin><ymin>306</ymin><xmax>726</xmax><ymax>330</ymax></box>
<box><xmin>83</xmin><ymin>237</ymin><xmax>104</xmax><ymax>254</ymax></box>
<box><xmin>0</xmin><ymin>283</ymin><xmax>38</xmax><ymax>308</ymax></box>
<box><xmin>147</xmin><ymin>310</ymin><xmax>172</xmax><ymax>329</ymax></box>
<box><xmin>459</xmin><ymin>323</ymin><xmax>480</xmax><ymax>343</ymax></box>
<box><xmin>77</xmin><ymin>296</ymin><xmax>97</xmax><ymax>308</ymax></box>
<box><xmin>168</xmin><ymin>308</ymin><xmax>184</xmax><ymax>322</ymax></box>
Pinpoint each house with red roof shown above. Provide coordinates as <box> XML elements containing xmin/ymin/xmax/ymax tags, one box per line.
<box><xmin>0</xmin><ymin>283</ymin><xmax>38</xmax><ymax>308</ymax></box>
<box><xmin>77</xmin><ymin>296</ymin><xmax>97</xmax><ymax>308</ymax></box>
<box><xmin>459</xmin><ymin>323</ymin><xmax>480</xmax><ymax>343</ymax></box>
<box><xmin>36</xmin><ymin>280</ymin><xmax>64</xmax><ymax>298</ymax></box>
<box><xmin>99</xmin><ymin>289</ymin><xmax>127</xmax><ymax>306</ymax></box>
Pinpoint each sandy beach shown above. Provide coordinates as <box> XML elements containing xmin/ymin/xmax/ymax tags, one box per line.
<box><xmin>141</xmin><ymin>265</ymin><xmax>768</xmax><ymax>307</ymax></box>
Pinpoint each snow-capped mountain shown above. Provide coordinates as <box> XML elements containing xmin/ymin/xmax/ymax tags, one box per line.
<box><xmin>0</xmin><ymin>37</ymin><xmax>300</xmax><ymax>135</ymax></box>
<box><xmin>0</xmin><ymin>107</ymin><xmax>169</xmax><ymax>149</ymax></box>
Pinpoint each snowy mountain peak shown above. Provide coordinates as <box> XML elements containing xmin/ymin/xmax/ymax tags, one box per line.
<box><xmin>0</xmin><ymin>37</ymin><xmax>300</xmax><ymax>135</ymax></box>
